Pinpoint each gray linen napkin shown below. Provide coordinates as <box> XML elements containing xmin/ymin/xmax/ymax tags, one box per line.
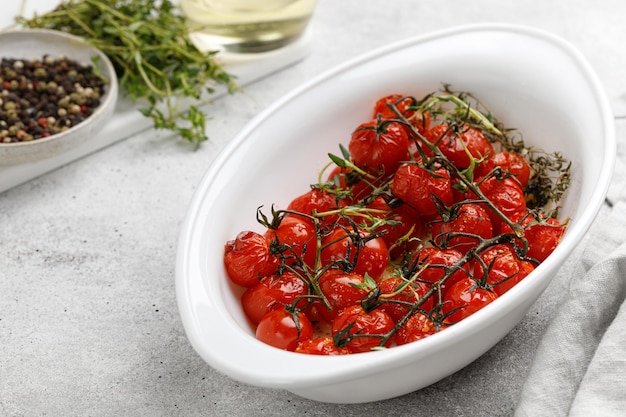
<box><xmin>515</xmin><ymin>155</ymin><xmax>626</xmax><ymax>416</ymax></box>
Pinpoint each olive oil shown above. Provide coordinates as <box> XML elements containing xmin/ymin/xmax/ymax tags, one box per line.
<box><xmin>180</xmin><ymin>0</ymin><xmax>316</xmax><ymax>53</ymax></box>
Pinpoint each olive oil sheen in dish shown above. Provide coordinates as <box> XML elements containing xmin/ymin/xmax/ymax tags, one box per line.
<box><xmin>180</xmin><ymin>0</ymin><xmax>316</xmax><ymax>53</ymax></box>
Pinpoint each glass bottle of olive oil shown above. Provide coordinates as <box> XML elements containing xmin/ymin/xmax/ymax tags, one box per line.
<box><xmin>180</xmin><ymin>0</ymin><xmax>316</xmax><ymax>53</ymax></box>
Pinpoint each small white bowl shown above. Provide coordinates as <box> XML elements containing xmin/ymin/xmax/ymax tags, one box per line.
<box><xmin>0</xmin><ymin>29</ymin><xmax>118</xmax><ymax>166</ymax></box>
<box><xmin>176</xmin><ymin>23</ymin><xmax>615</xmax><ymax>403</ymax></box>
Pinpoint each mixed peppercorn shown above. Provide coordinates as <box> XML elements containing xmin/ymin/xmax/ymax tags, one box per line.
<box><xmin>0</xmin><ymin>55</ymin><xmax>106</xmax><ymax>143</ymax></box>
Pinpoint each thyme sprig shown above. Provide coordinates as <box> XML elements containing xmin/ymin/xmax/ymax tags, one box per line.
<box><xmin>17</xmin><ymin>0</ymin><xmax>239</xmax><ymax>146</ymax></box>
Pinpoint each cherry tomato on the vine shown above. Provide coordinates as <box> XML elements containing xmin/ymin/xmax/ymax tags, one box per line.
<box><xmin>287</xmin><ymin>188</ymin><xmax>341</xmax><ymax>226</ymax></box>
<box><xmin>321</xmin><ymin>226</ymin><xmax>389</xmax><ymax>281</ymax></box>
<box><xmin>377</xmin><ymin>277</ymin><xmax>433</xmax><ymax>321</ymax></box>
<box><xmin>349</xmin><ymin>118</ymin><xmax>410</xmax><ymax>175</ymax></box>
<box><xmin>523</xmin><ymin>216</ymin><xmax>565</xmax><ymax>262</ymax></box>
<box><xmin>477</xmin><ymin>151</ymin><xmax>531</xmax><ymax>189</ymax></box>
<box><xmin>432</xmin><ymin>203</ymin><xmax>493</xmax><ymax>254</ymax></box>
<box><xmin>483</xmin><ymin>178</ymin><xmax>527</xmax><ymax>233</ymax></box>
<box><xmin>241</xmin><ymin>271</ymin><xmax>309</xmax><ymax>325</ymax></box>
<box><xmin>315</xmin><ymin>269</ymin><xmax>369</xmax><ymax>322</ymax></box>
<box><xmin>409</xmin><ymin>246</ymin><xmax>469</xmax><ymax>296</ymax></box>
<box><xmin>373</xmin><ymin>94</ymin><xmax>432</xmax><ymax>136</ymax></box>
<box><xmin>265</xmin><ymin>214</ymin><xmax>317</xmax><ymax>268</ymax></box>
<box><xmin>331</xmin><ymin>304</ymin><xmax>395</xmax><ymax>353</ymax></box>
<box><xmin>255</xmin><ymin>306</ymin><xmax>313</xmax><ymax>351</ymax></box>
<box><xmin>391</xmin><ymin>163</ymin><xmax>454</xmax><ymax>217</ymax></box>
<box><xmin>395</xmin><ymin>312</ymin><xmax>437</xmax><ymax>345</ymax></box>
<box><xmin>442</xmin><ymin>277</ymin><xmax>498</xmax><ymax>324</ymax></box>
<box><xmin>224</xmin><ymin>231</ymin><xmax>279</xmax><ymax>288</ymax></box>
<box><xmin>295</xmin><ymin>336</ymin><xmax>352</xmax><ymax>355</ymax></box>
<box><xmin>472</xmin><ymin>244</ymin><xmax>535</xmax><ymax>296</ymax></box>
<box><xmin>428</xmin><ymin>123</ymin><xmax>494</xmax><ymax>170</ymax></box>
<box><xmin>373</xmin><ymin>94</ymin><xmax>416</xmax><ymax>120</ymax></box>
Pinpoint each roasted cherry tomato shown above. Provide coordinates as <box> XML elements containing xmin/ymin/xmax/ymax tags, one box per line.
<box><xmin>331</xmin><ymin>305</ymin><xmax>395</xmax><ymax>353</ymax></box>
<box><xmin>373</xmin><ymin>94</ymin><xmax>416</xmax><ymax>120</ymax></box>
<box><xmin>410</xmin><ymin>246</ymin><xmax>469</xmax><ymax>296</ymax></box>
<box><xmin>287</xmin><ymin>188</ymin><xmax>340</xmax><ymax>226</ymax></box>
<box><xmin>321</xmin><ymin>226</ymin><xmax>389</xmax><ymax>281</ymax></box>
<box><xmin>477</xmin><ymin>151</ymin><xmax>531</xmax><ymax>189</ymax></box>
<box><xmin>472</xmin><ymin>244</ymin><xmax>535</xmax><ymax>296</ymax></box>
<box><xmin>428</xmin><ymin>123</ymin><xmax>494</xmax><ymax>170</ymax></box>
<box><xmin>377</xmin><ymin>277</ymin><xmax>433</xmax><ymax>321</ymax></box>
<box><xmin>256</xmin><ymin>306</ymin><xmax>313</xmax><ymax>351</ymax></box>
<box><xmin>315</xmin><ymin>269</ymin><xmax>368</xmax><ymax>322</ymax></box>
<box><xmin>295</xmin><ymin>336</ymin><xmax>352</xmax><ymax>355</ymax></box>
<box><xmin>373</xmin><ymin>94</ymin><xmax>431</xmax><ymax>136</ymax></box>
<box><xmin>395</xmin><ymin>312</ymin><xmax>437</xmax><ymax>345</ymax></box>
<box><xmin>241</xmin><ymin>271</ymin><xmax>309</xmax><ymax>325</ymax></box>
<box><xmin>265</xmin><ymin>214</ymin><xmax>317</xmax><ymax>268</ymax></box>
<box><xmin>484</xmin><ymin>178</ymin><xmax>527</xmax><ymax>232</ymax></box>
<box><xmin>442</xmin><ymin>277</ymin><xmax>498</xmax><ymax>324</ymax></box>
<box><xmin>391</xmin><ymin>163</ymin><xmax>454</xmax><ymax>216</ymax></box>
<box><xmin>224</xmin><ymin>231</ymin><xmax>279</xmax><ymax>287</ymax></box>
<box><xmin>349</xmin><ymin>118</ymin><xmax>410</xmax><ymax>175</ymax></box>
<box><xmin>524</xmin><ymin>216</ymin><xmax>566</xmax><ymax>262</ymax></box>
<box><xmin>432</xmin><ymin>203</ymin><xmax>493</xmax><ymax>254</ymax></box>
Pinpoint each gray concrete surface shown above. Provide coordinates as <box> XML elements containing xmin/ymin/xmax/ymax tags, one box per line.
<box><xmin>1</xmin><ymin>0</ymin><xmax>626</xmax><ymax>415</ymax></box>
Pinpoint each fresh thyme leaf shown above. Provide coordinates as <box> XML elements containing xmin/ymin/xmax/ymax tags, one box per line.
<box><xmin>328</xmin><ymin>152</ymin><xmax>347</xmax><ymax>168</ymax></box>
<box><xmin>18</xmin><ymin>0</ymin><xmax>239</xmax><ymax>147</ymax></box>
